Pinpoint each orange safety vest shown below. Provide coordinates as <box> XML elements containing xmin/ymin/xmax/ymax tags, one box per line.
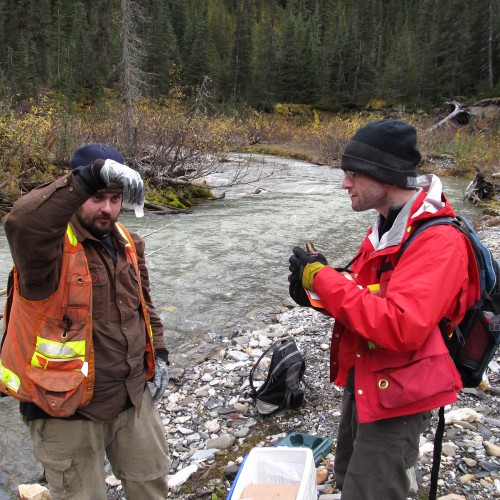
<box><xmin>0</xmin><ymin>222</ymin><xmax>155</xmax><ymax>417</ymax></box>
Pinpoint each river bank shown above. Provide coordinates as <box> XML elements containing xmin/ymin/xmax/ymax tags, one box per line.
<box><xmin>1</xmin><ymin>167</ymin><xmax>499</xmax><ymax>499</ymax></box>
<box><xmin>9</xmin><ymin>291</ymin><xmax>500</xmax><ymax>500</ymax></box>
<box><xmin>107</xmin><ymin>227</ymin><xmax>500</xmax><ymax>500</ymax></box>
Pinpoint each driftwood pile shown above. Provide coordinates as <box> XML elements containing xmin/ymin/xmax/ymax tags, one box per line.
<box><xmin>464</xmin><ymin>169</ymin><xmax>500</xmax><ymax>205</ymax></box>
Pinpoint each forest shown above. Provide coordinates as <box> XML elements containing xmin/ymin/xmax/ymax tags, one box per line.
<box><xmin>0</xmin><ymin>0</ymin><xmax>499</xmax><ymax>110</ymax></box>
<box><xmin>0</xmin><ymin>0</ymin><xmax>499</xmax><ymax>217</ymax></box>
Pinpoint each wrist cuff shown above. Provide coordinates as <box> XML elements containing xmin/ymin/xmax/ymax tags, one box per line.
<box><xmin>302</xmin><ymin>262</ymin><xmax>326</xmax><ymax>290</ymax></box>
<box><xmin>155</xmin><ymin>348</ymin><xmax>169</xmax><ymax>364</ymax></box>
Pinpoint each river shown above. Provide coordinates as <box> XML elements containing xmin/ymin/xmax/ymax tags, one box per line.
<box><xmin>0</xmin><ymin>154</ymin><xmax>483</xmax><ymax>497</ymax></box>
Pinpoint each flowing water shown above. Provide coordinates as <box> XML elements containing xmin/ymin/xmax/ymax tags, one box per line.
<box><xmin>0</xmin><ymin>154</ymin><xmax>482</xmax><ymax>497</ymax></box>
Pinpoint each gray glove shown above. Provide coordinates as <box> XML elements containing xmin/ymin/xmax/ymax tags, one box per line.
<box><xmin>99</xmin><ymin>159</ymin><xmax>145</xmax><ymax>207</ymax></box>
<box><xmin>147</xmin><ymin>358</ymin><xmax>170</xmax><ymax>404</ymax></box>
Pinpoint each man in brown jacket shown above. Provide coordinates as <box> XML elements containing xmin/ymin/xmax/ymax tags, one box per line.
<box><xmin>1</xmin><ymin>144</ymin><xmax>171</xmax><ymax>499</ymax></box>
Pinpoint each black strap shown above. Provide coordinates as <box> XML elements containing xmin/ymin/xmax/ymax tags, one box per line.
<box><xmin>336</xmin><ymin>252</ymin><xmax>362</xmax><ymax>273</ymax></box>
<box><xmin>398</xmin><ymin>217</ymin><xmax>455</xmax><ymax>261</ymax></box>
<box><xmin>248</xmin><ymin>341</ymin><xmax>275</xmax><ymax>398</ymax></box>
<box><xmin>429</xmin><ymin>406</ymin><xmax>445</xmax><ymax>500</ymax></box>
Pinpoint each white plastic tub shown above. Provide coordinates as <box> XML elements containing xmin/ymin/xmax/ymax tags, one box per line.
<box><xmin>227</xmin><ymin>447</ymin><xmax>317</xmax><ymax>500</ymax></box>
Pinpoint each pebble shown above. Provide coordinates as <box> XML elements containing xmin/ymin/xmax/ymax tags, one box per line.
<box><xmin>104</xmin><ymin>294</ymin><xmax>500</xmax><ymax>499</ymax></box>
<box><xmin>19</xmin><ymin>223</ymin><xmax>493</xmax><ymax>500</ymax></box>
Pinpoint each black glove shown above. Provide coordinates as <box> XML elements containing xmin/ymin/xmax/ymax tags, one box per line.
<box><xmin>289</xmin><ymin>245</ymin><xmax>328</xmax><ymax>290</ymax></box>
<box><xmin>288</xmin><ymin>269</ymin><xmax>311</xmax><ymax>307</ymax></box>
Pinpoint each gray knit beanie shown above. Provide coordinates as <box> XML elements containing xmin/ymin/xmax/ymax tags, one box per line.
<box><xmin>341</xmin><ymin>120</ymin><xmax>421</xmax><ymax>189</ymax></box>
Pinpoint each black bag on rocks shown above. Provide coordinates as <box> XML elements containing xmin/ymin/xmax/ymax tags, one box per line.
<box><xmin>249</xmin><ymin>336</ymin><xmax>306</xmax><ymax>417</ymax></box>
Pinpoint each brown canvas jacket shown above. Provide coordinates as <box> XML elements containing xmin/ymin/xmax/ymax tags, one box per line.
<box><xmin>3</xmin><ymin>173</ymin><xmax>166</xmax><ymax>421</ymax></box>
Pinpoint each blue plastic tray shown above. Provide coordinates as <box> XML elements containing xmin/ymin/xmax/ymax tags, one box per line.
<box><xmin>277</xmin><ymin>432</ymin><xmax>333</xmax><ymax>465</ymax></box>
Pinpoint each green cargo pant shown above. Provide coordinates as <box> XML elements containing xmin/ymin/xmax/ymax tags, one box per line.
<box><xmin>334</xmin><ymin>389</ymin><xmax>431</xmax><ymax>500</ymax></box>
<box><xmin>29</xmin><ymin>389</ymin><xmax>171</xmax><ymax>500</ymax></box>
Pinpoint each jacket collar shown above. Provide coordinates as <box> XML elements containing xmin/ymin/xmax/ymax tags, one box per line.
<box><xmin>368</xmin><ymin>174</ymin><xmax>455</xmax><ymax>251</ymax></box>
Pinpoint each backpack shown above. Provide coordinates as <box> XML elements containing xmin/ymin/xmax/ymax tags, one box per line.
<box><xmin>399</xmin><ymin>215</ymin><xmax>500</xmax><ymax>389</ymax></box>
<box><xmin>249</xmin><ymin>336</ymin><xmax>306</xmax><ymax>417</ymax></box>
<box><xmin>398</xmin><ymin>214</ymin><xmax>500</xmax><ymax>500</ymax></box>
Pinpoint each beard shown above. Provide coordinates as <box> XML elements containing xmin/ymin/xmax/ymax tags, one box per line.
<box><xmin>76</xmin><ymin>211</ymin><xmax>117</xmax><ymax>239</ymax></box>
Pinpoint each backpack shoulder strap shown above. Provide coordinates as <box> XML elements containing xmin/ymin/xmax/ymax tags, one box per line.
<box><xmin>249</xmin><ymin>341</ymin><xmax>277</xmax><ymax>398</ymax></box>
<box><xmin>398</xmin><ymin>216</ymin><xmax>456</xmax><ymax>262</ymax></box>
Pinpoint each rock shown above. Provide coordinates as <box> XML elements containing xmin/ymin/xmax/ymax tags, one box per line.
<box><xmin>459</xmin><ymin>473</ymin><xmax>475</xmax><ymax>483</ymax></box>
<box><xmin>316</xmin><ymin>467</ymin><xmax>329</xmax><ymax>484</ymax></box>
<box><xmin>442</xmin><ymin>441</ymin><xmax>458</xmax><ymax>457</ymax></box>
<box><xmin>177</xmin><ymin>426</ymin><xmax>195</xmax><ymax>435</ymax></box>
<box><xmin>105</xmin><ymin>475</ymin><xmax>122</xmax><ymax>487</ymax></box>
<box><xmin>483</xmin><ymin>440</ymin><xmax>500</xmax><ymax>456</ymax></box>
<box><xmin>206</xmin><ymin>433</ymin><xmax>235</xmax><ymax>450</ymax></box>
<box><xmin>18</xmin><ymin>484</ymin><xmax>51</xmax><ymax>500</ymax></box>
<box><xmin>204</xmin><ymin>418</ymin><xmax>221</xmax><ymax>433</ymax></box>
<box><xmin>225</xmin><ymin>463</ymin><xmax>240</xmax><ymax>481</ymax></box>
<box><xmin>191</xmin><ymin>449</ymin><xmax>218</xmax><ymax>462</ymax></box>
<box><xmin>227</xmin><ymin>350</ymin><xmax>249</xmax><ymax>362</ymax></box>
<box><xmin>233</xmin><ymin>426</ymin><xmax>249</xmax><ymax>438</ymax></box>
<box><xmin>168</xmin><ymin>464</ymin><xmax>198</xmax><ymax>493</ymax></box>
<box><xmin>445</xmin><ymin>408</ymin><xmax>483</xmax><ymax>424</ymax></box>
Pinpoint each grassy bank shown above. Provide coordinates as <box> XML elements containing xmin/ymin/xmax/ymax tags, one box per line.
<box><xmin>0</xmin><ymin>96</ymin><xmax>498</xmax><ymax>217</ymax></box>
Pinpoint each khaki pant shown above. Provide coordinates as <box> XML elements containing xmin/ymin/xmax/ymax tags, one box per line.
<box><xmin>29</xmin><ymin>389</ymin><xmax>171</xmax><ymax>500</ymax></box>
<box><xmin>335</xmin><ymin>390</ymin><xmax>431</xmax><ymax>500</ymax></box>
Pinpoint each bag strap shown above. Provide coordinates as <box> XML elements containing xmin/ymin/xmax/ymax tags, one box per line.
<box><xmin>336</xmin><ymin>252</ymin><xmax>362</xmax><ymax>273</ymax></box>
<box><xmin>429</xmin><ymin>406</ymin><xmax>445</xmax><ymax>500</ymax></box>
<box><xmin>398</xmin><ymin>217</ymin><xmax>455</xmax><ymax>261</ymax></box>
<box><xmin>248</xmin><ymin>339</ymin><xmax>282</xmax><ymax>398</ymax></box>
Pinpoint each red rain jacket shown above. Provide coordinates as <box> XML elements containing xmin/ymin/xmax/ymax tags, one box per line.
<box><xmin>314</xmin><ymin>175</ymin><xmax>480</xmax><ymax>423</ymax></box>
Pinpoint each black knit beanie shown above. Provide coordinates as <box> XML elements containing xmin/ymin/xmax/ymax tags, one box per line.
<box><xmin>341</xmin><ymin>120</ymin><xmax>421</xmax><ymax>189</ymax></box>
<box><xmin>70</xmin><ymin>144</ymin><xmax>124</xmax><ymax>169</ymax></box>
<box><xmin>70</xmin><ymin>144</ymin><xmax>125</xmax><ymax>194</ymax></box>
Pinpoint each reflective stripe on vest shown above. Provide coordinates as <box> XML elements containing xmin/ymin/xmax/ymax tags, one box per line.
<box><xmin>66</xmin><ymin>224</ymin><xmax>78</xmax><ymax>246</ymax></box>
<box><xmin>31</xmin><ymin>336</ymin><xmax>87</xmax><ymax>372</ymax></box>
<box><xmin>0</xmin><ymin>360</ymin><xmax>21</xmax><ymax>392</ymax></box>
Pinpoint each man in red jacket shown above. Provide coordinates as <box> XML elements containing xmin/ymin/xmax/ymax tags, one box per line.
<box><xmin>289</xmin><ymin>120</ymin><xmax>479</xmax><ymax>499</ymax></box>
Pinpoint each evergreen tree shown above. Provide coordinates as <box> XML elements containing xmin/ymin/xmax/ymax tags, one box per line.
<box><xmin>181</xmin><ymin>0</ymin><xmax>210</xmax><ymax>93</ymax></box>
<box><xmin>251</xmin><ymin>1</ymin><xmax>284</xmax><ymax>106</ymax></box>
<box><xmin>206</xmin><ymin>0</ymin><xmax>234</xmax><ymax>104</ymax></box>
<box><xmin>229</xmin><ymin>0</ymin><xmax>255</xmax><ymax>104</ymax></box>
<box><xmin>143</xmin><ymin>0</ymin><xmax>180</xmax><ymax>98</ymax></box>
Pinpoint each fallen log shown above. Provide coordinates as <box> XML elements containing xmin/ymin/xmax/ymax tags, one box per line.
<box><xmin>428</xmin><ymin>100</ymin><xmax>470</xmax><ymax>130</ymax></box>
<box><xmin>142</xmin><ymin>201</ymin><xmax>190</xmax><ymax>214</ymax></box>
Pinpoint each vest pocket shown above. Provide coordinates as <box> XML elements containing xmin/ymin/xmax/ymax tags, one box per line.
<box><xmin>26</xmin><ymin>366</ymin><xmax>88</xmax><ymax>416</ymax></box>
